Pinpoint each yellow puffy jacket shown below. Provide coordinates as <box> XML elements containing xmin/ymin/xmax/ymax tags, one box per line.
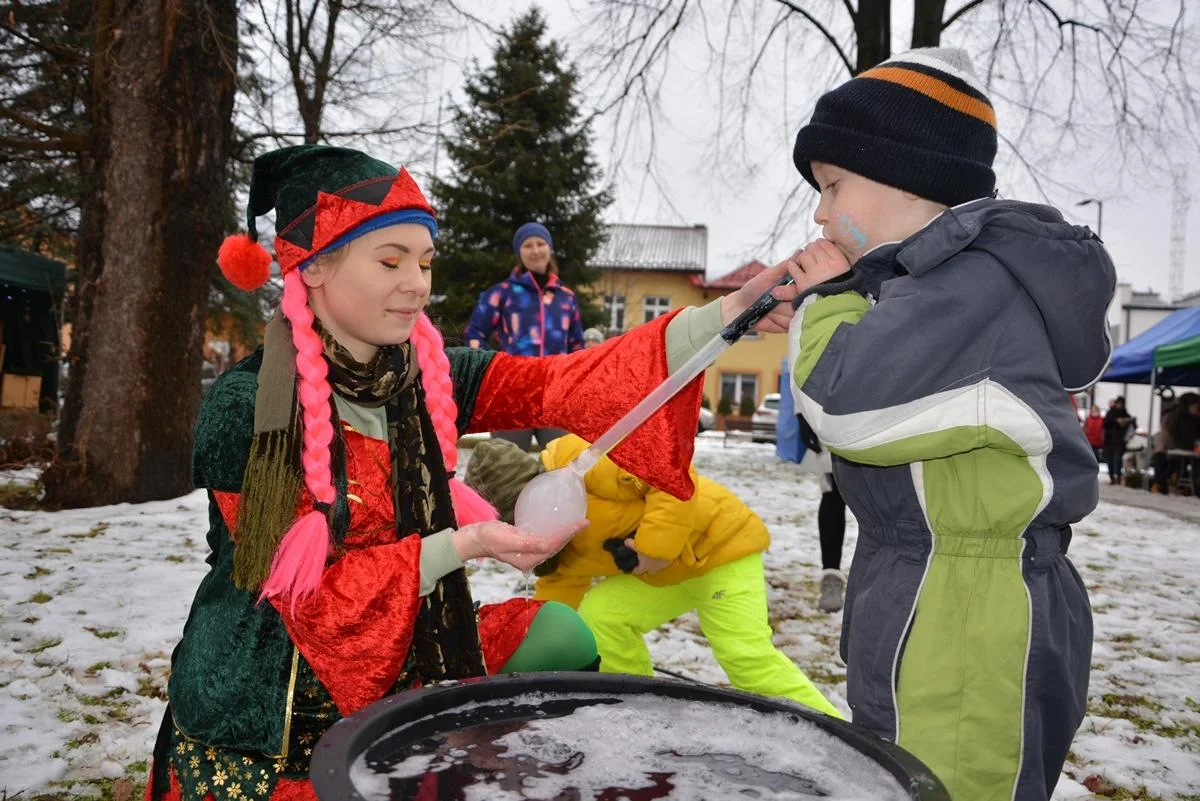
<box><xmin>534</xmin><ymin>434</ymin><xmax>770</xmax><ymax>608</ymax></box>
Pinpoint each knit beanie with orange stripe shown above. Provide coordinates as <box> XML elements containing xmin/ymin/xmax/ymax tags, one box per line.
<box><xmin>793</xmin><ymin>48</ymin><xmax>997</xmax><ymax>207</ymax></box>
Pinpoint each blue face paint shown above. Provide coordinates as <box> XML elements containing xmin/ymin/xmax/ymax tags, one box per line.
<box><xmin>838</xmin><ymin>214</ymin><xmax>869</xmax><ymax>252</ymax></box>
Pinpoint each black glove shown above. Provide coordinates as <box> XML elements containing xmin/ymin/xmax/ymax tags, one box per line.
<box><xmin>797</xmin><ymin>414</ymin><xmax>822</xmax><ymax>454</ymax></box>
<box><xmin>603</xmin><ymin>536</ymin><xmax>640</xmax><ymax>574</ymax></box>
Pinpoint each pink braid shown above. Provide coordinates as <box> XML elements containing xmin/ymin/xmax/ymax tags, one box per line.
<box><xmin>260</xmin><ymin>270</ymin><xmax>336</xmax><ymax>608</ymax></box>
<box><xmin>410</xmin><ymin>313</ymin><xmax>498</xmax><ymax>525</ymax></box>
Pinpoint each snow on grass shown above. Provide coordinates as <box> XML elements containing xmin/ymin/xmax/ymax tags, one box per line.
<box><xmin>2</xmin><ymin>439</ymin><xmax>1198</xmax><ymax>799</ymax></box>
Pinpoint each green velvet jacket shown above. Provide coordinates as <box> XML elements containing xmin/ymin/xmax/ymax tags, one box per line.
<box><xmin>169</xmin><ymin>346</ymin><xmax>495</xmax><ymax>758</ymax></box>
<box><xmin>165</xmin><ymin>310</ymin><xmax>701</xmax><ymax>761</ymax></box>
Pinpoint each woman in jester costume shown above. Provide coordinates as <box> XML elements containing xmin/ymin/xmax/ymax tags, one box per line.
<box><xmin>144</xmin><ymin>144</ymin><xmax>765</xmax><ymax>801</ymax></box>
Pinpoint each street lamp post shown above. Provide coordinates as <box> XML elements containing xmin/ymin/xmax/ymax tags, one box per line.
<box><xmin>1077</xmin><ymin>198</ymin><xmax>1104</xmax><ymax>239</ymax></box>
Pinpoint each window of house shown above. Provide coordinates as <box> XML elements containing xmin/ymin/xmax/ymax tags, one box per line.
<box><xmin>719</xmin><ymin>373</ymin><xmax>758</xmax><ymax>406</ymax></box>
<box><xmin>604</xmin><ymin>294</ymin><xmax>626</xmax><ymax>331</ymax></box>
<box><xmin>642</xmin><ymin>295</ymin><xmax>671</xmax><ymax>323</ymax></box>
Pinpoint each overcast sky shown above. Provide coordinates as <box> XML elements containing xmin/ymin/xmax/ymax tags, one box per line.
<box><xmin>296</xmin><ymin>1</ymin><xmax>1198</xmax><ymax>297</ymax></box>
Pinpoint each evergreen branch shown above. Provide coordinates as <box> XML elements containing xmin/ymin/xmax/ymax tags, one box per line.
<box><xmin>0</xmin><ymin>106</ymin><xmax>86</xmax><ymax>152</ymax></box>
<box><xmin>0</xmin><ymin>134</ymin><xmax>77</xmax><ymax>153</ymax></box>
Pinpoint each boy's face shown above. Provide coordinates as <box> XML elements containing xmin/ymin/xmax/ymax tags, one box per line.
<box><xmin>811</xmin><ymin>162</ymin><xmax>945</xmax><ymax>264</ymax></box>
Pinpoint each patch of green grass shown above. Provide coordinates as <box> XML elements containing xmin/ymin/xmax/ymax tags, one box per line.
<box><xmin>85</xmin><ymin>661</ymin><xmax>112</xmax><ymax>676</ymax></box>
<box><xmin>86</xmin><ymin>627</ymin><xmax>121</xmax><ymax>639</ymax></box>
<box><xmin>29</xmin><ymin>591</ymin><xmax>52</xmax><ymax>604</ymax></box>
<box><xmin>136</xmin><ymin>676</ymin><xmax>166</xmax><ymax>700</ymax></box>
<box><xmin>65</xmin><ymin>731</ymin><xmax>99</xmax><ymax>749</ymax></box>
<box><xmin>1082</xmin><ymin>529</ymin><xmax>1099</xmax><ymax>537</ymax></box>
<box><xmin>1089</xmin><ymin>693</ymin><xmax>1199</xmax><ymax>739</ymax></box>
<box><xmin>0</xmin><ymin>481</ymin><xmax>41</xmax><ymax>509</ymax></box>
<box><xmin>66</xmin><ymin>522</ymin><xmax>109</xmax><ymax>540</ymax></box>
<box><xmin>1110</xmin><ymin>632</ymin><xmax>1137</xmax><ymax>644</ymax></box>
<box><xmin>24</xmin><ymin>565</ymin><xmax>52</xmax><ymax>579</ymax></box>
<box><xmin>56</xmin><ymin>708</ymin><xmax>78</xmax><ymax>723</ymax></box>
<box><xmin>22</xmin><ymin>615</ymin><xmax>39</xmax><ymax>624</ymax></box>
<box><xmin>79</xmin><ymin>687</ymin><xmax>125</xmax><ymax>707</ymax></box>
<box><xmin>1099</xmin><ymin>693</ymin><xmax>1164</xmax><ymax>712</ymax></box>
<box><xmin>164</xmin><ymin>554</ymin><xmax>186</xmax><ymax>563</ymax></box>
<box><xmin>40</xmin><ymin>546</ymin><xmax>72</xmax><ymax>555</ymax></box>
<box><xmin>1085</xmin><ymin>563</ymin><xmax>1110</xmax><ymax>572</ymax></box>
<box><xmin>82</xmin><ymin>713</ymin><xmax>101</xmax><ymax>725</ymax></box>
<box><xmin>30</xmin><ymin>637</ymin><xmax>62</xmax><ymax>653</ymax></box>
<box><xmin>1108</xmin><ymin>786</ymin><xmax>1173</xmax><ymax>800</ymax></box>
<box><xmin>804</xmin><ymin>666</ymin><xmax>846</xmax><ymax>685</ymax></box>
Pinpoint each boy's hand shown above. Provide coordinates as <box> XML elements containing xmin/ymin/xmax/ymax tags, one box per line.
<box><xmin>788</xmin><ymin>239</ymin><xmax>853</xmax><ymax>291</ymax></box>
<box><xmin>719</xmin><ymin>241</ymin><xmax>853</xmax><ymax>332</ymax></box>
<box><xmin>719</xmin><ymin>256</ymin><xmax>803</xmax><ymax>333</ymax></box>
<box><xmin>624</xmin><ymin>538</ymin><xmax>672</xmax><ymax>575</ymax></box>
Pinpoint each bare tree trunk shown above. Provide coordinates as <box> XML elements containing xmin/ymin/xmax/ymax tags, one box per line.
<box><xmin>44</xmin><ymin>0</ymin><xmax>238</xmax><ymax>507</ymax></box>
<box><xmin>911</xmin><ymin>0</ymin><xmax>947</xmax><ymax>49</ymax></box>
<box><xmin>854</xmin><ymin>0</ymin><xmax>892</xmax><ymax>73</ymax></box>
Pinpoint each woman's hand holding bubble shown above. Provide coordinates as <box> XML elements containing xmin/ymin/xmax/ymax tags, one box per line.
<box><xmin>453</xmin><ymin>519</ymin><xmax>586</xmax><ymax>573</ymax></box>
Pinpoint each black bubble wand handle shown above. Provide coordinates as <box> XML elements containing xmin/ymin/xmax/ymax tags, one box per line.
<box><xmin>719</xmin><ymin>274</ymin><xmax>795</xmax><ymax>343</ymax></box>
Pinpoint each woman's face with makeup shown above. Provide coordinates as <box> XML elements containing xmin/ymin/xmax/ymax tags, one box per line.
<box><xmin>301</xmin><ymin>223</ymin><xmax>434</xmax><ymax>362</ymax></box>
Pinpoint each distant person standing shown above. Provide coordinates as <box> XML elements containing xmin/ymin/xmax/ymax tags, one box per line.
<box><xmin>583</xmin><ymin>327</ymin><xmax>605</xmax><ymax>349</ymax></box>
<box><xmin>1102</xmin><ymin>396</ymin><xmax>1133</xmax><ymax>484</ymax></box>
<box><xmin>466</xmin><ymin>221</ymin><xmax>585</xmax><ymax>450</ymax></box>
<box><xmin>1083</xmin><ymin>404</ymin><xmax>1105</xmax><ymax>463</ymax></box>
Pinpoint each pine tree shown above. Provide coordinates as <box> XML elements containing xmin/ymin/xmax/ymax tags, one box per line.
<box><xmin>431</xmin><ymin>7</ymin><xmax>611</xmax><ymax>339</ymax></box>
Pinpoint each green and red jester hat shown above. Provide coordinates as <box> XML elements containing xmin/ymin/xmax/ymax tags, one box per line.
<box><xmin>216</xmin><ymin>145</ymin><xmax>438</xmax><ymax>290</ymax></box>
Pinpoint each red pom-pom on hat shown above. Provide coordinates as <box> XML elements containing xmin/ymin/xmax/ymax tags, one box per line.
<box><xmin>217</xmin><ymin>234</ymin><xmax>272</xmax><ymax>291</ymax></box>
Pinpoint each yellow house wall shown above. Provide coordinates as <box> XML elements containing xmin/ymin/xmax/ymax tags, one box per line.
<box><xmin>586</xmin><ymin>268</ymin><xmax>788</xmax><ymax>409</ymax></box>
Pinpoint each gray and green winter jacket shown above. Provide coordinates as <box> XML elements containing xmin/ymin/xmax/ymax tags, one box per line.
<box><xmin>786</xmin><ymin>198</ymin><xmax>1115</xmax><ymax>801</ymax></box>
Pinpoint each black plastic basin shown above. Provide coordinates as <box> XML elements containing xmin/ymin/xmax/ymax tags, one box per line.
<box><xmin>311</xmin><ymin>672</ymin><xmax>949</xmax><ymax>800</ymax></box>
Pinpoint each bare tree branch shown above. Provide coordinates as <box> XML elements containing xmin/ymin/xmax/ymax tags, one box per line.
<box><xmin>770</xmin><ymin>0</ymin><xmax>854</xmax><ymax>76</ymax></box>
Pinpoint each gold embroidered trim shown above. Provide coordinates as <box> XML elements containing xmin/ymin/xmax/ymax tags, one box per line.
<box><xmin>273</xmin><ymin>647</ymin><xmax>301</xmax><ymax>760</ymax></box>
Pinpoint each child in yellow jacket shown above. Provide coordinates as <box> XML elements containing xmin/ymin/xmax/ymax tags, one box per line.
<box><xmin>464</xmin><ymin>434</ymin><xmax>841</xmax><ymax>718</ymax></box>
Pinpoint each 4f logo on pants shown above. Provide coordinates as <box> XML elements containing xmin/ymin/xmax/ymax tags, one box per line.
<box><xmin>711</xmin><ymin>590</ymin><xmax>725</xmax><ymax>600</ymax></box>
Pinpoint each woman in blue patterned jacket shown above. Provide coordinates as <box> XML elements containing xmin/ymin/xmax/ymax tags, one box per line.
<box><xmin>466</xmin><ymin>222</ymin><xmax>585</xmax><ymax>450</ymax></box>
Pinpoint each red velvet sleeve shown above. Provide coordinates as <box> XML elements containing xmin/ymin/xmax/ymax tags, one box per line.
<box><xmin>467</xmin><ymin>309</ymin><xmax>703</xmax><ymax>500</ymax></box>
<box><xmin>478</xmin><ymin>598</ymin><xmax>545</xmax><ymax>674</ymax></box>
<box><xmin>270</xmin><ymin>534</ymin><xmax>423</xmax><ymax>717</ymax></box>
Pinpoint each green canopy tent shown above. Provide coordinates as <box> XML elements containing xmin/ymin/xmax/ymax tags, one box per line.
<box><xmin>1153</xmin><ymin>335</ymin><xmax>1200</xmax><ymax>374</ymax></box>
<box><xmin>0</xmin><ymin>246</ymin><xmax>67</xmax><ymax>411</ymax></box>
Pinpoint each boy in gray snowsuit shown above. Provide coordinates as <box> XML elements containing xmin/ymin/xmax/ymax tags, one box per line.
<box><xmin>784</xmin><ymin>48</ymin><xmax>1115</xmax><ymax>801</ymax></box>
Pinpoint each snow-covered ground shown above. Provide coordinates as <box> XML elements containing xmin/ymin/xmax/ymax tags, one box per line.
<box><xmin>2</xmin><ymin>436</ymin><xmax>1198</xmax><ymax>799</ymax></box>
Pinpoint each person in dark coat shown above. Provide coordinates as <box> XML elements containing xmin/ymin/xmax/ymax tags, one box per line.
<box><xmin>1103</xmin><ymin>396</ymin><xmax>1133</xmax><ymax>484</ymax></box>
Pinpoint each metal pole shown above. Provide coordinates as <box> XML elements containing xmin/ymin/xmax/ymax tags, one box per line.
<box><xmin>1148</xmin><ymin>366</ymin><xmax>1158</xmax><ymax>491</ymax></box>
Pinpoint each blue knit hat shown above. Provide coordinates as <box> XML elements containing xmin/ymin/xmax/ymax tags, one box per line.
<box><xmin>793</xmin><ymin>48</ymin><xmax>997</xmax><ymax>207</ymax></box>
<box><xmin>513</xmin><ymin>221</ymin><xmax>553</xmax><ymax>256</ymax></box>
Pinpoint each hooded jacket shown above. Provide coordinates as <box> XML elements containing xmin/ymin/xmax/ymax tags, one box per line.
<box><xmin>785</xmin><ymin>197</ymin><xmax>1115</xmax><ymax>798</ymax></box>
<box><xmin>533</xmin><ymin>434</ymin><xmax>769</xmax><ymax>606</ymax></box>
<box><xmin>791</xmin><ymin>198</ymin><xmax>1115</xmax><ymax>534</ymax></box>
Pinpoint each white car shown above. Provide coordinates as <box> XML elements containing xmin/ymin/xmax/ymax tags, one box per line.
<box><xmin>698</xmin><ymin>406</ymin><xmax>716</xmax><ymax>434</ymax></box>
<box><xmin>751</xmin><ymin>393</ymin><xmax>780</xmax><ymax>443</ymax></box>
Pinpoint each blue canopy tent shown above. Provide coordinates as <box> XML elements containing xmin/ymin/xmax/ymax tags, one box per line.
<box><xmin>1103</xmin><ymin>307</ymin><xmax>1200</xmax><ymax>387</ymax></box>
<box><xmin>1102</xmin><ymin>307</ymin><xmax>1200</xmax><ymax>445</ymax></box>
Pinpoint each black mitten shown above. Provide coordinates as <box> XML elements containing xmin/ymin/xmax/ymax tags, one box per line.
<box><xmin>603</xmin><ymin>537</ymin><xmax>639</xmax><ymax>573</ymax></box>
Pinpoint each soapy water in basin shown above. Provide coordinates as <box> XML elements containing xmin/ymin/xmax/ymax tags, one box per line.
<box><xmin>350</xmin><ymin>692</ymin><xmax>909</xmax><ymax>801</ymax></box>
